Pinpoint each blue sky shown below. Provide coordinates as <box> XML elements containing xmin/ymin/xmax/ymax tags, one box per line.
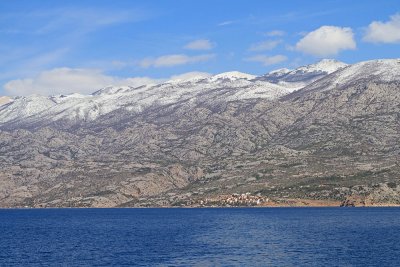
<box><xmin>0</xmin><ymin>0</ymin><xmax>399</xmax><ymax>96</ymax></box>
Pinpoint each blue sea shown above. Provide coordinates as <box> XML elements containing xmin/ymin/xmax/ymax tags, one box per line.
<box><xmin>0</xmin><ymin>208</ymin><xmax>399</xmax><ymax>266</ymax></box>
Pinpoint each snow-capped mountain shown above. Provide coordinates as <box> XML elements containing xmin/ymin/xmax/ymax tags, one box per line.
<box><xmin>300</xmin><ymin>59</ymin><xmax>400</xmax><ymax>93</ymax></box>
<box><xmin>0</xmin><ymin>71</ymin><xmax>293</xmax><ymax>127</ymax></box>
<box><xmin>2</xmin><ymin>58</ymin><xmax>400</xmax><ymax>208</ymax></box>
<box><xmin>1</xmin><ymin>59</ymin><xmax>398</xmax><ymax>129</ymax></box>
<box><xmin>0</xmin><ymin>95</ymin><xmax>56</xmax><ymax>123</ymax></box>
<box><xmin>295</xmin><ymin>59</ymin><xmax>347</xmax><ymax>74</ymax></box>
<box><xmin>258</xmin><ymin>59</ymin><xmax>348</xmax><ymax>88</ymax></box>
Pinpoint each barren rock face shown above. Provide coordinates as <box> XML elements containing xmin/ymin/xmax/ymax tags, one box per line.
<box><xmin>0</xmin><ymin>59</ymin><xmax>399</xmax><ymax>207</ymax></box>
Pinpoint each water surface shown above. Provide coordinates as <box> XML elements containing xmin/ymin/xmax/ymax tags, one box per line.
<box><xmin>0</xmin><ymin>208</ymin><xmax>399</xmax><ymax>266</ymax></box>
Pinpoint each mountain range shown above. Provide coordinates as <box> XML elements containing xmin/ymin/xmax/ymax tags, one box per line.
<box><xmin>0</xmin><ymin>58</ymin><xmax>399</xmax><ymax>207</ymax></box>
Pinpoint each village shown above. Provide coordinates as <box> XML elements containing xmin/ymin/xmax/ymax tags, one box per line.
<box><xmin>191</xmin><ymin>193</ymin><xmax>270</xmax><ymax>207</ymax></box>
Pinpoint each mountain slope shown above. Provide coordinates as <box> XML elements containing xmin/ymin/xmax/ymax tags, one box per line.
<box><xmin>277</xmin><ymin>59</ymin><xmax>400</xmax><ymax>154</ymax></box>
<box><xmin>0</xmin><ymin>59</ymin><xmax>399</xmax><ymax>207</ymax></box>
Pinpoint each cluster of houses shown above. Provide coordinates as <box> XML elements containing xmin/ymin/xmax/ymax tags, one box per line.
<box><xmin>197</xmin><ymin>193</ymin><xmax>270</xmax><ymax>207</ymax></box>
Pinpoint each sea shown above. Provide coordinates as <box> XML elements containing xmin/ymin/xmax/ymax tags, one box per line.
<box><xmin>0</xmin><ymin>207</ymin><xmax>399</xmax><ymax>266</ymax></box>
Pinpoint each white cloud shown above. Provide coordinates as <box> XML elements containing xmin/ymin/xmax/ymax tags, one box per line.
<box><xmin>266</xmin><ymin>30</ymin><xmax>285</xmax><ymax>37</ymax></box>
<box><xmin>363</xmin><ymin>13</ymin><xmax>400</xmax><ymax>43</ymax></box>
<box><xmin>249</xmin><ymin>40</ymin><xmax>282</xmax><ymax>51</ymax></box>
<box><xmin>218</xmin><ymin>21</ymin><xmax>234</xmax><ymax>26</ymax></box>
<box><xmin>184</xmin><ymin>39</ymin><xmax>214</xmax><ymax>50</ymax></box>
<box><xmin>139</xmin><ymin>54</ymin><xmax>215</xmax><ymax>68</ymax></box>
<box><xmin>4</xmin><ymin>68</ymin><xmax>159</xmax><ymax>96</ymax></box>
<box><xmin>295</xmin><ymin>26</ymin><xmax>356</xmax><ymax>57</ymax></box>
<box><xmin>244</xmin><ymin>54</ymin><xmax>287</xmax><ymax>66</ymax></box>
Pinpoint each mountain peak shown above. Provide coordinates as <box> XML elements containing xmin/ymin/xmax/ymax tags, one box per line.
<box><xmin>296</xmin><ymin>59</ymin><xmax>348</xmax><ymax>74</ymax></box>
<box><xmin>261</xmin><ymin>59</ymin><xmax>347</xmax><ymax>87</ymax></box>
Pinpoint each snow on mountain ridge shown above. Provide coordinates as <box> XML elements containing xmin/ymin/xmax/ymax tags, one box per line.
<box><xmin>259</xmin><ymin>59</ymin><xmax>348</xmax><ymax>90</ymax></box>
<box><xmin>335</xmin><ymin>59</ymin><xmax>400</xmax><ymax>83</ymax></box>
<box><xmin>0</xmin><ymin>73</ymin><xmax>288</xmax><ymax>125</ymax></box>
<box><xmin>269</xmin><ymin>68</ymin><xmax>291</xmax><ymax>75</ymax></box>
<box><xmin>266</xmin><ymin>59</ymin><xmax>347</xmax><ymax>78</ymax></box>
<box><xmin>166</xmin><ymin>72</ymin><xmax>211</xmax><ymax>84</ymax></box>
<box><xmin>295</xmin><ymin>59</ymin><xmax>348</xmax><ymax>74</ymax></box>
<box><xmin>0</xmin><ymin>59</ymin><xmax>398</xmax><ymax>127</ymax></box>
<box><xmin>302</xmin><ymin>58</ymin><xmax>400</xmax><ymax>93</ymax></box>
<box><xmin>210</xmin><ymin>71</ymin><xmax>256</xmax><ymax>81</ymax></box>
<box><xmin>92</xmin><ymin>85</ymin><xmax>144</xmax><ymax>96</ymax></box>
<box><xmin>51</xmin><ymin>93</ymin><xmax>90</xmax><ymax>103</ymax></box>
<box><xmin>0</xmin><ymin>95</ymin><xmax>56</xmax><ymax>123</ymax></box>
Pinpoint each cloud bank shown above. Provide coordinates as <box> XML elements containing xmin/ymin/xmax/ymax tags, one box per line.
<box><xmin>4</xmin><ymin>68</ymin><xmax>159</xmax><ymax>96</ymax></box>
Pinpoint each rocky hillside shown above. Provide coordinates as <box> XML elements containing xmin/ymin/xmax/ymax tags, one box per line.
<box><xmin>0</xmin><ymin>59</ymin><xmax>399</xmax><ymax>207</ymax></box>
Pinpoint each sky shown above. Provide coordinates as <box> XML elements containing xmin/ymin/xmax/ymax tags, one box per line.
<box><xmin>0</xmin><ymin>0</ymin><xmax>399</xmax><ymax>96</ymax></box>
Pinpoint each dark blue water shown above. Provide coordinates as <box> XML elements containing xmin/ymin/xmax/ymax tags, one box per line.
<box><xmin>0</xmin><ymin>208</ymin><xmax>399</xmax><ymax>266</ymax></box>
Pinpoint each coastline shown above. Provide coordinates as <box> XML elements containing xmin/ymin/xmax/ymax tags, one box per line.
<box><xmin>2</xmin><ymin>199</ymin><xmax>400</xmax><ymax>209</ymax></box>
